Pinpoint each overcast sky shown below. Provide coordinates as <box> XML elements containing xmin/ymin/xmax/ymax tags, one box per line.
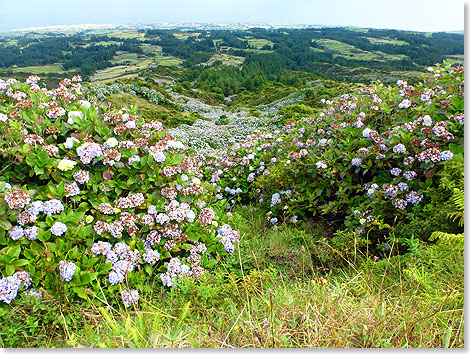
<box><xmin>0</xmin><ymin>0</ymin><xmax>465</xmax><ymax>32</ymax></box>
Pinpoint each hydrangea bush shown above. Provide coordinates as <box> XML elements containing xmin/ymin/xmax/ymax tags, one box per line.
<box><xmin>0</xmin><ymin>75</ymin><xmax>239</xmax><ymax>307</ymax></box>
<box><xmin>198</xmin><ymin>63</ymin><xmax>464</xmax><ymax>241</ymax></box>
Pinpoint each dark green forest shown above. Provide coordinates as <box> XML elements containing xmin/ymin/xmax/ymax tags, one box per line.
<box><xmin>0</xmin><ymin>27</ymin><xmax>463</xmax><ymax>93</ymax></box>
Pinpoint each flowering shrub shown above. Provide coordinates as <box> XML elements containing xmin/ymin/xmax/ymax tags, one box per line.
<box><xmin>83</xmin><ymin>81</ymin><xmax>171</xmax><ymax>106</ymax></box>
<box><xmin>0</xmin><ymin>75</ymin><xmax>239</xmax><ymax>307</ymax></box>
<box><xmin>197</xmin><ymin>63</ymin><xmax>464</xmax><ymax>243</ymax></box>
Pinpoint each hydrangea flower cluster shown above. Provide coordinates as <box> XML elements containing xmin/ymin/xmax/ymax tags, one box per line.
<box><xmin>121</xmin><ymin>289</ymin><xmax>140</xmax><ymax>308</ymax></box>
<box><xmin>0</xmin><ymin>271</ymin><xmax>31</xmax><ymax>304</ymax></box>
<box><xmin>51</xmin><ymin>222</ymin><xmax>68</xmax><ymax>236</ymax></box>
<box><xmin>58</xmin><ymin>260</ymin><xmax>77</xmax><ymax>282</ymax></box>
<box><xmin>76</xmin><ymin>142</ymin><xmax>103</xmax><ymax>164</ymax></box>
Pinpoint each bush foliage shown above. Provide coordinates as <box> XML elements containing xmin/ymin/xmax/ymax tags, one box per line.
<box><xmin>0</xmin><ymin>75</ymin><xmax>239</xmax><ymax>308</ymax></box>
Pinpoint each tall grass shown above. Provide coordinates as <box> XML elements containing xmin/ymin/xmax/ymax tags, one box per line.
<box><xmin>13</xmin><ymin>206</ymin><xmax>460</xmax><ymax>348</ymax></box>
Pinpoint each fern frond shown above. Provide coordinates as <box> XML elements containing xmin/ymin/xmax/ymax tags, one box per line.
<box><xmin>452</xmin><ymin>188</ymin><xmax>464</xmax><ymax>211</ymax></box>
<box><xmin>448</xmin><ymin>211</ymin><xmax>464</xmax><ymax>227</ymax></box>
<box><xmin>446</xmin><ymin>187</ymin><xmax>464</xmax><ymax>226</ymax></box>
<box><xmin>430</xmin><ymin>230</ymin><xmax>464</xmax><ymax>249</ymax></box>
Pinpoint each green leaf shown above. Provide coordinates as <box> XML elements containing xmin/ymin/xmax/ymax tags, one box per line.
<box><xmin>6</xmin><ymin>245</ymin><xmax>21</xmax><ymax>259</ymax></box>
<box><xmin>80</xmin><ymin>272</ymin><xmax>91</xmax><ymax>285</ymax></box>
<box><xmin>46</xmin><ymin>242</ymin><xmax>57</xmax><ymax>253</ymax></box>
<box><xmin>73</xmin><ymin>287</ymin><xmax>88</xmax><ymax>299</ymax></box>
<box><xmin>11</xmin><ymin>259</ymin><xmax>29</xmax><ymax>267</ymax></box>
<box><xmin>0</xmin><ymin>219</ymin><xmax>12</xmax><ymax>231</ymax></box>
<box><xmin>443</xmin><ymin>326</ymin><xmax>452</xmax><ymax>348</ymax></box>
<box><xmin>5</xmin><ymin>265</ymin><xmax>15</xmax><ymax>276</ymax></box>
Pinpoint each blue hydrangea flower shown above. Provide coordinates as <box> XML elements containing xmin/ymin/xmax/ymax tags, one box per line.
<box><xmin>393</xmin><ymin>144</ymin><xmax>406</xmax><ymax>154</ymax></box>
<box><xmin>351</xmin><ymin>157</ymin><xmax>362</xmax><ymax>167</ymax></box>
<box><xmin>121</xmin><ymin>289</ymin><xmax>139</xmax><ymax>308</ymax></box>
<box><xmin>440</xmin><ymin>150</ymin><xmax>454</xmax><ymax>161</ymax></box>
<box><xmin>8</xmin><ymin>226</ymin><xmax>24</xmax><ymax>241</ymax></box>
<box><xmin>51</xmin><ymin>222</ymin><xmax>67</xmax><ymax>236</ymax></box>
<box><xmin>390</xmin><ymin>168</ymin><xmax>402</xmax><ymax>176</ymax></box>
<box><xmin>58</xmin><ymin>260</ymin><xmax>76</xmax><ymax>282</ymax></box>
<box><xmin>109</xmin><ymin>271</ymin><xmax>125</xmax><ymax>285</ymax></box>
<box><xmin>0</xmin><ymin>276</ymin><xmax>21</xmax><ymax>304</ymax></box>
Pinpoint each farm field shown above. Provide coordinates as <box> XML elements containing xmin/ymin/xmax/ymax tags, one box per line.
<box><xmin>243</xmin><ymin>37</ymin><xmax>274</xmax><ymax>48</ymax></box>
<box><xmin>8</xmin><ymin>63</ymin><xmax>68</xmax><ymax>74</ymax></box>
<box><xmin>204</xmin><ymin>53</ymin><xmax>245</xmax><ymax>66</ymax></box>
<box><xmin>315</xmin><ymin>38</ymin><xmax>403</xmax><ymax>61</ymax></box>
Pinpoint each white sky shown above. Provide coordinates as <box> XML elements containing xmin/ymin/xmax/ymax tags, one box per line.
<box><xmin>0</xmin><ymin>0</ymin><xmax>465</xmax><ymax>32</ymax></box>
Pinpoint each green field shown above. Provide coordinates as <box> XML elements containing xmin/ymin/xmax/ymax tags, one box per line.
<box><xmin>154</xmin><ymin>57</ymin><xmax>184</xmax><ymax>66</ymax></box>
<box><xmin>244</xmin><ymin>37</ymin><xmax>274</xmax><ymax>49</ymax></box>
<box><xmin>366</xmin><ymin>37</ymin><xmax>409</xmax><ymax>45</ymax></box>
<box><xmin>93</xmin><ymin>54</ymin><xmax>181</xmax><ymax>81</ymax></box>
<box><xmin>4</xmin><ymin>39</ymin><xmax>19</xmax><ymax>46</ymax></box>
<box><xmin>309</xmin><ymin>47</ymin><xmax>326</xmax><ymax>53</ymax></box>
<box><xmin>11</xmin><ymin>63</ymin><xmax>68</xmax><ymax>74</ymax></box>
<box><xmin>141</xmin><ymin>44</ymin><xmax>163</xmax><ymax>52</ymax></box>
<box><xmin>111</xmin><ymin>58</ymin><xmax>140</xmax><ymax>65</ymax></box>
<box><xmin>446</xmin><ymin>54</ymin><xmax>464</xmax><ymax>65</ymax></box>
<box><xmin>316</xmin><ymin>38</ymin><xmax>404</xmax><ymax>61</ymax></box>
<box><xmin>174</xmin><ymin>32</ymin><xmax>201</xmax><ymax>41</ymax></box>
<box><xmin>89</xmin><ymin>40</ymin><xmax>122</xmax><ymax>47</ymax></box>
<box><xmin>346</xmin><ymin>27</ymin><xmax>369</xmax><ymax>33</ymax></box>
<box><xmin>92</xmin><ymin>65</ymin><xmax>137</xmax><ymax>80</ymax></box>
<box><xmin>97</xmin><ymin>73</ymin><xmax>139</xmax><ymax>83</ymax></box>
<box><xmin>241</xmin><ymin>48</ymin><xmax>274</xmax><ymax>53</ymax></box>
<box><xmin>205</xmin><ymin>53</ymin><xmax>245</xmax><ymax>66</ymax></box>
<box><xmin>106</xmin><ymin>31</ymin><xmax>146</xmax><ymax>39</ymax></box>
<box><xmin>92</xmin><ymin>59</ymin><xmax>154</xmax><ymax>81</ymax></box>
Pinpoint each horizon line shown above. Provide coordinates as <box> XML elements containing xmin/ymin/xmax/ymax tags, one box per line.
<box><xmin>0</xmin><ymin>21</ymin><xmax>464</xmax><ymax>35</ymax></box>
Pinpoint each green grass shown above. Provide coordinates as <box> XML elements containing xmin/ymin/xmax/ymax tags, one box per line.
<box><xmin>93</xmin><ymin>65</ymin><xmax>138</xmax><ymax>80</ymax></box>
<box><xmin>5</xmin><ymin>39</ymin><xmax>19</xmax><ymax>46</ymax></box>
<box><xmin>92</xmin><ymin>59</ymin><xmax>154</xmax><ymax>80</ymax></box>
<box><xmin>111</xmin><ymin>58</ymin><xmax>140</xmax><ymax>65</ymax></box>
<box><xmin>445</xmin><ymin>55</ymin><xmax>464</xmax><ymax>65</ymax></box>
<box><xmin>346</xmin><ymin>27</ymin><xmax>369</xmax><ymax>33</ymax></box>
<box><xmin>82</xmin><ymin>40</ymin><xmax>122</xmax><ymax>47</ymax></box>
<box><xmin>4</xmin><ymin>206</ymin><xmax>461</xmax><ymax>348</ymax></box>
<box><xmin>97</xmin><ymin>74</ymin><xmax>139</xmax><ymax>83</ymax></box>
<box><xmin>11</xmin><ymin>63</ymin><xmax>68</xmax><ymax>74</ymax></box>
<box><xmin>154</xmin><ymin>57</ymin><xmax>184</xmax><ymax>67</ymax></box>
<box><xmin>173</xmin><ymin>32</ymin><xmax>201</xmax><ymax>41</ymax></box>
<box><xmin>114</xmin><ymin>52</ymin><xmax>139</xmax><ymax>59</ymax></box>
<box><xmin>309</xmin><ymin>47</ymin><xmax>326</xmax><ymax>53</ymax></box>
<box><xmin>245</xmin><ymin>38</ymin><xmax>274</xmax><ymax>49</ymax></box>
<box><xmin>141</xmin><ymin>44</ymin><xmax>163</xmax><ymax>54</ymax></box>
<box><xmin>366</xmin><ymin>37</ymin><xmax>409</xmax><ymax>46</ymax></box>
<box><xmin>239</xmin><ymin>48</ymin><xmax>275</xmax><ymax>54</ymax></box>
<box><xmin>104</xmin><ymin>92</ymin><xmax>196</xmax><ymax>127</ymax></box>
<box><xmin>205</xmin><ymin>54</ymin><xmax>245</xmax><ymax>66</ymax></box>
<box><xmin>315</xmin><ymin>38</ymin><xmax>403</xmax><ymax>62</ymax></box>
<box><xmin>106</xmin><ymin>31</ymin><xmax>146</xmax><ymax>40</ymax></box>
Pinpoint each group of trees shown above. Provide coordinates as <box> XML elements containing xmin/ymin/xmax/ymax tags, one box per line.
<box><xmin>181</xmin><ymin>61</ymin><xmax>269</xmax><ymax>96</ymax></box>
<box><xmin>151</xmin><ymin>27</ymin><xmax>462</xmax><ymax>94</ymax></box>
